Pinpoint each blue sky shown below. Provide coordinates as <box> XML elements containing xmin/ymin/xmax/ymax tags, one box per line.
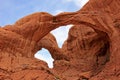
<box><xmin>0</xmin><ymin>0</ymin><xmax>89</xmax><ymax>68</ymax></box>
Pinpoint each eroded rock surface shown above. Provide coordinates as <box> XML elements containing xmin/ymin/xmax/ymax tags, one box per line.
<box><xmin>0</xmin><ymin>0</ymin><xmax>120</xmax><ymax>80</ymax></box>
<box><xmin>0</xmin><ymin>12</ymin><xmax>63</xmax><ymax>80</ymax></box>
<box><xmin>53</xmin><ymin>25</ymin><xmax>110</xmax><ymax>80</ymax></box>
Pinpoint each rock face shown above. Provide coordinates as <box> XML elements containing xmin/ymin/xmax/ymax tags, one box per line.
<box><xmin>53</xmin><ymin>25</ymin><xmax>110</xmax><ymax>80</ymax></box>
<box><xmin>0</xmin><ymin>12</ymin><xmax>63</xmax><ymax>80</ymax></box>
<box><xmin>0</xmin><ymin>0</ymin><xmax>120</xmax><ymax>80</ymax></box>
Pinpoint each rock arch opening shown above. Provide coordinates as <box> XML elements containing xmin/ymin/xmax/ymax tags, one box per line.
<box><xmin>34</xmin><ymin>48</ymin><xmax>54</xmax><ymax>68</ymax></box>
<box><xmin>51</xmin><ymin>24</ymin><xmax>73</xmax><ymax>48</ymax></box>
<box><xmin>34</xmin><ymin>25</ymin><xmax>73</xmax><ymax>68</ymax></box>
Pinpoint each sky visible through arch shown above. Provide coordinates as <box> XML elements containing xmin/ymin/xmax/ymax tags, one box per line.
<box><xmin>0</xmin><ymin>0</ymin><xmax>89</xmax><ymax>68</ymax></box>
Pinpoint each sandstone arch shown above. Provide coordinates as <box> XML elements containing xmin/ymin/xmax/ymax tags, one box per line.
<box><xmin>0</xmin><ymin>0</ymin><xmax>120</xmax><ymax>79</ymax></box>
<box><xmin>53</xmin><ymin>0</ymin><xmax>120</xmax><ymax>79</ymax></box>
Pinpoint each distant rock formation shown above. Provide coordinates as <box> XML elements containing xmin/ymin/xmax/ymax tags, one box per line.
<box><xmin>0</xmin><ymin>0</ymin><xmax>120</xmax><ymax>80</ymax></box>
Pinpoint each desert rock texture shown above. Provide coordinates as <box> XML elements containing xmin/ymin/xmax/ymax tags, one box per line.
<box><xmin>0</xmin><ymin>0</ymin><xmax>120</xmax><ymax>80</ymax></box>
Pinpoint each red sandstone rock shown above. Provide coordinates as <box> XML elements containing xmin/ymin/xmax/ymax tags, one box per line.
<box><xmin>0</xmin><ymin>0</ymin><xmax>120</xmax><ymax>80</ymax></box>
<box><xmin>53</xmin><ymin>25</ymin><xmax>109</xmax><ymax>80</ymax></box>
<box><xmin>54</xmin><ymin>0</ymin><xmax>120</xmax><ymax>79</ymax></box>
<box><xmin>0</xmin><ymin>12</ymin><xmax>62</xmax><ymax>79</ymax></box>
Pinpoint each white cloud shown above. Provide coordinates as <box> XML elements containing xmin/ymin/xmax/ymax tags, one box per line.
<box><xmin>63</xmin><ymin>0</ymin><xmax>89</xmax><ymax>7</ymax></box>
<box><xmin>53</xmin><ymin>10</ymin><xmax>64</xmax><ymax>15</ymax></box>
<box><xmin>64</xmin><ymin>0</ymin><xmax>73</xmax><ymax>2</ymax></box>
<box><xmin>51</xmin><ymin>25</ymin><xmax>73</xmax><ymax>48</ymax></box>
<box><xmin>74</xmin><ymin>0</ymin><xmax>89</xmax><ymax>7</ymax></box>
